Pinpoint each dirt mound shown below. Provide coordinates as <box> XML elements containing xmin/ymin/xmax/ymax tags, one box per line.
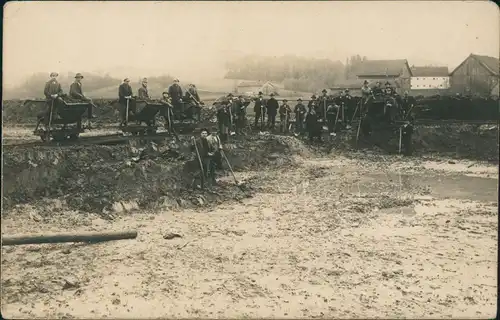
<box><xmin>2</xmin><ymin>135</ymin><xmax>298</xmax><ymax>217</ymax></box>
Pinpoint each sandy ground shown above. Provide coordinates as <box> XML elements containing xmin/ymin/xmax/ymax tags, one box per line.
<box><xmin>1</xmin><ymin>154</ymin><xmax>497</xmax><ymax>319</ymax></box>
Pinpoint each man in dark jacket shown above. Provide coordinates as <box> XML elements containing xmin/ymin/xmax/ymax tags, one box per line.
<box><xmin>184</xmin><ymin>84</ymin><xmax>202</xmax><ymax>121</ymax></box>
<box><xmin>266</xmin><ymin>93</ymin><xmax>279</xmax><ymax>130</ymax></box>
<box><xmin>168</xmin><ymin>78</ymin><xmax>183</xmax><ymax>113</ymax></box>
<box><xmin>137</xmin><ymin>78</ymin><xmax>150</xmax><ymax>100</ymax></box>
<box><xmin>253</xmin><ymin>91</ymin><xmax>266</xmax><ymax>130</ymax></box>
<box><xmin>233</xmin><ymin>95</ymin><xmax>247</xmax><ymax>135</ymax></box>
<box><xmin>118</xmin><ymin>78</ymin><xmax>135</xmax><ymax>126</ymax></box>
<box><xmin>191</xmin><ymin>128</ymin><xmax>224</xmax><ymax>187</ymax></box>
<box><xmin>306</xmin><ymin>107</ymin><xmax>322</xmax><ymax>142</ymax></box>
<box><xmin>39</xmin><ymin>72</ymin><xmax>64</xmax><ymax>127</ymax></box>
<box><xmin>279</xmin><ymin>99</ymin><xmax>292</xmax><ymax>133</ymax></box>
<box><xmin>294</xmin><ymin>98</ymin><xmax>307</xmax><ymax>135</ymax></box>
<box><xmin>69</xmin><ymin>73</ymin><xmax>96</xmax><ymax>126</ymax></box>
<box><xmin>317</xmin><ymin>89</ymin><xmax>329</xmax><ymax>120</ymax></box>
<box><xmin>326</xmin><ymin>102</ymin><xmax>340</xmax><ymax>136</ymax></box>
<box><xmin>308</xmin><ymin>95</ymin><xmax>317</xmax><ymax>111</ymax></box>
<box><xmin>217</xmin><ymin>94</ymin><xmax>232</xmax><ymax>142</ymax></box>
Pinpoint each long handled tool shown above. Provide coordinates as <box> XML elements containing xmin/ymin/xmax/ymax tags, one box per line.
<box><xmin>216</xmin><ymin>135</ymin><xmax>242</xmax><ymax>187</ymax></box>
<box><xmin>192</xmin><ymin>136</ymin><xmax>205</xmax><ymax>189</ymax></box>
<box><xmin>356</xmin><ymin>116</ymin><xmax>363</xmax><ymax>149</ymax></box>
<box><xmin>398</xmin><ymin>126</ymin><xmax>403</xmax><ymax>154</ymax></box>
<box><xmin>126</xmin><ymin>98</ymin><xmax>130</xmax><ymax>125</ymax></box>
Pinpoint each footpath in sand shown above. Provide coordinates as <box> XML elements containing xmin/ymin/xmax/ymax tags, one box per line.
<box><xmin>1</xmin><ymin>136</ymin><xmax>497</xmax><ymax>319</ymax></box>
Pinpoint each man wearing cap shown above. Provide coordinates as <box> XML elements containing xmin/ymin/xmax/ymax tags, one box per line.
<box><xmin>253</xmin><ymin>91</ymin><xmax>266</xmax><ymax>130</ymax></box>
<box><xmin>278</xmin><ymin>99</ymin><xmax>292</xmax><ymax>133</ymax></box>
<box><xmin>168</xmin><ymin>79</ymin><xmax>183</xmax><ymax>113</ymax></box>
<box><xmin>294</xmin><ymin>98</ymin><xmax>307</xmax><ymax>135</ymax></box>
<box><xmin>69</xmin><ymin>73</ymin><xmax>96</xmax><ymax>125</ymax></box>
<box><xmin>40</xmin><ymin>72</ymin><xmax>64</xmax><ymax>126</ymax></box>
<box><xmin>137</xmin><ymin>78</ymin><xmax>150</xmax><ymax>100</ymax></box>
<box><xmin>266</xmin><ymin>93</ymin><xmax>279</xmax><ymax>130</ymax></box>
<box><xmin>118</xmin><ymin>78</ymin><xmax>135</xmax><ymax>126</ymax></box>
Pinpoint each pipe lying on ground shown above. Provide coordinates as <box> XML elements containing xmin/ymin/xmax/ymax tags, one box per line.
<box><xmin>2</xmin><ymin>231</ymin><xmax>138</xmax><ymax>246</ymax></box>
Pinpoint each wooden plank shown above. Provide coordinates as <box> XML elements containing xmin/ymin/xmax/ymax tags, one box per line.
<box><xmin>2</xmin><ymin>230</ymin><xmax>138</xmax><ymax>246</ymax></box>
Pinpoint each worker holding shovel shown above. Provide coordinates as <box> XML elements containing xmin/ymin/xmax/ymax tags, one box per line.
<box><xmin>191</xmin><ymin>128</ymin><xmax>224</xmax><ymax>187</ymax></box>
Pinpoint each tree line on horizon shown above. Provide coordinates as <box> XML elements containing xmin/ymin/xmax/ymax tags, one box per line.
<box><xmin>224</xmin><ymin>54</ymin><xmax>368</xmax><ymax>92</ymax></box>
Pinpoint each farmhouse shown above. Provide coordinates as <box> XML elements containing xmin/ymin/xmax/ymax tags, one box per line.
<box><xmin>353</xmin><ymin>59</ymin><xmax>413</xmax><ymax>93</ymax></box>
<box><xmin>235</xmin><ymin>81</ymin><xmax>281</xmax><ymax>95</ymax></box>
<box><xmin>449</xmin><ymin>54</ymin><xmax>499</xmax><ymax>96</ymax></box>
<box><xmin>410</xmin><ymin>66</ymin><xmax>450</xmax><ymax>90</ymax></box>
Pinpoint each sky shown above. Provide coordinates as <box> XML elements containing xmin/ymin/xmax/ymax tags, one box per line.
<box><xmin>3</xmin><ymin>1</ymin><xmax>499</xmax><ymax>88</ymax></box>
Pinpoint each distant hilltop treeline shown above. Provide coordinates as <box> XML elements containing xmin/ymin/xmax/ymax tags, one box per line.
<box><xmin>3</xmin><ymin>72</ymin><xmax>177</xmax><ymax>100</ymax></box>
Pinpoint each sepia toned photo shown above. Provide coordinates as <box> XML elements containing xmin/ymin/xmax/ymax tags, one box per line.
<box><xmin>1</xmin><ymin>1</ymin><xmax>498</xmax><ymax>318</ymax></box>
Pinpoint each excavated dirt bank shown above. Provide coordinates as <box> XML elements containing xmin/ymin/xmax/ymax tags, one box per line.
<box><xmin>1</xmin><ymin>144</ymin><xmax>497</xmax><ymax>318</ymax></box>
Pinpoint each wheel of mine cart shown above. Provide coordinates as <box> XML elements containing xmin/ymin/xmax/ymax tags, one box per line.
<box><xmin>146</xmin><ymin>128</ymin><xmax>156</xmax><ymax>135</ymax></box>
<box><xmin>131</xmin><ymin>132</ymin><xmax>138</xmax><ymax>136</ymax></box>
<box><xmin>52</xmin><ymin>133</ymin><xmax>67</xmax><ymax>142</ymax></box>
<box><xmin>69</xmin><ymin>133</ymin><xmax>80</xmax><ymax>141</ymax></box>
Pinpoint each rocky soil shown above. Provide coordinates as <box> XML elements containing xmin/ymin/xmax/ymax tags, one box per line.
<box><xmin>1</xmin><ymin>129</ymin><xmax>498</xmax><ymax>319</ymax></box>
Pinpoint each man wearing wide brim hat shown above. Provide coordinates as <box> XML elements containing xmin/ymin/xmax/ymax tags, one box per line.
<box><xmin>266</xmin><ymin>92</ymin><xmax>279</xmax><ymax>130</ymax></box>
<box><xmin>39</xmin><ymin>72</ymin><xmax>65</xmax><ymax>128</ymax></box>
<box><xmin>253</xmin><ymin>91</ymin><xmax>266</xmax><ymax>130</ymax></box>
<box><xmin>138</xmin><ymin>78</ymin><xmax>150</xmax><ymax>100</ymax></box>
<box><xmin>69</xmin><ymin>73</ymin><xmax>96</xmax><ymax>125</ymax></box>
<box><xmin>278</xmin><ymin>98</ymin><xmax>292</xmax><ymax>133</ymax></box>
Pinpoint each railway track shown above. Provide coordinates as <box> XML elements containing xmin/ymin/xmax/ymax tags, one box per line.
<box><xmin>3</xmin><ymin>119</ymin><xmax>497</xmax><ymax>149</ymax></box>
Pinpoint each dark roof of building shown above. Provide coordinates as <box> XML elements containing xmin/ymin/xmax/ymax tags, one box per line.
<box><xmin>450</xmin><ymin>54</ymin><xmax>499</xmax><ymax>76</ymax></box>
<box><xmin>411</xmin><ymin>66</ymin><xmax>449</xmax><ymax>77</ymax></box>
<box><xmin>354</xmin><ymin>59</ymin><xmax>412</xmax><ymax>77</ymax></box>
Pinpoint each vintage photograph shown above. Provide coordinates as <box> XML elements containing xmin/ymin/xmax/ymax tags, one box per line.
<box><xmin>2</xmin><ymin>1</ymin><xmax>498</xmax><ymax>318</ymax></box>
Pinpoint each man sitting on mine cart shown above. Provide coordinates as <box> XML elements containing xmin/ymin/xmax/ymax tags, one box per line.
<box><xmin>168</xmin><ymin>78</ymin><xmax>184</xmax><ymax>114</ymax></box>
<box><xmin>137</xmin><ymin>78</ymin><xmax>150</xmax><ymax>100</ymax></box>
<box><xmin>69</xmin><ymin>73</ymin><xmax>96</xmax><ymax>128</ymax></box>
<box><xmin>118</xmin><ymin>78</ymin><xmax>136</xmax><ymax>127</ymax></box>
<box><xmin>184</xmin><ymin>84</ymin><xmax>203</xmax><ymax>121</ymax></box>
<box><xmin>38</xmin><ymin>72</ymin><xmax>64</xmax><ymax>129</ymax></box>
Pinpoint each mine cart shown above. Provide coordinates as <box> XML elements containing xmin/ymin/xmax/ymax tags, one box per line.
<box><xmin>33</xmin><ymin>99</ymin><xmax>92</xmax><ymax>142</ymax></box>
<box><xmin>120</xmin><ymin>99</ymin><xmax>165</xmax><ymax>135</ymax></box>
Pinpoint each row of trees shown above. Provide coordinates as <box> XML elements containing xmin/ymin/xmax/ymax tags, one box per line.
<box><xmin>224</xmin><ymin>54</ymin><xmax>345</xmax><ymax>92</ymax></box>
<box><xmin>224</xmin><ymin>54</ymin><xmax>369</xmax><ymax>92</ymax></box>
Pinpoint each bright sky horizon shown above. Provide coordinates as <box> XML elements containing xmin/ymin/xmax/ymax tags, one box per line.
<box><xmin>3</xmin><ymin>1</ymin><xmax>499</xmax><ymax>88</ymax></box>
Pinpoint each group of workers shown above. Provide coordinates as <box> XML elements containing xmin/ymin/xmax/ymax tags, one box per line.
<box><xmin>40</xmin><ymin>73</ymin><xmax>204</xmax><ymax>129</ymax></box>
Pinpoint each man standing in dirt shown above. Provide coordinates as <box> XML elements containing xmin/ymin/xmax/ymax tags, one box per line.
<box><xmin>326</xmin><ymin>102</ymin><xmax>340</xmax><ymax>136</ymax></box>
<box><xmin>294</xmin><ymin>98</ymin><xmax>307</xmax><ymax>136</ymax></box>
<box><xmin>118</xmin><ymin>78</ymin><xmax>135</xmax><ymax>126</ymax></box>
<box><xmin>217</xmin><ymin>94</ymin><xmax>232</xmax><ymax>142</ymax></box>
<box><xmin>279</xmin><ymin>99</ymin><xmax>292</xmax><ymax>133</ymax></box>
<box><xmin>308</xmin><ymin>95</ymin><xmax>317</xmax><ymax>112</ymax></box>
<box><xmin>233</xmin><ymin>95</ymin><xmax>247</xmax><ymax>135</ymax></box>
<box><xmin>266</xmin><ymin>93</ymin><xmax>279</xmax><ymax>130</ymax></box>
<box><xmin>192</xmin><ymin>128</ymin><xmax>224</xmax><ymax>187</ymax></box>
<box><xmin>253</xmin><ymin>91</ymin><xmax>266</xmax><ymax>130</ymax></box>
<box><xmin>137</xmin><ymin>78</ymin><xmax>150</xmax><ymax>100</ymax></box>
<box><xmin>69</xmin><ymin>73</ymin><xmax>96</xmax><ymax>126</ymax></box>
<box><xmin>317</xmin><ymin>89</ymin><xmax>329</xmax><ymax>120</ymax></box>
<box><xmin>306</xmin><ymin>107</ymin><xmax>322</xmax><ymax>142</ymax></box>
<box><xmin>159</xmin><ymin>91</ymin><xmax>174</xmax><ymax>130</ymax></box>
<box><xmin>168</xmin><ymin>79</ymin><xmax>183</xmax><ymax>113</ymax></box>
<box><xmin>39</xmin><ymin>72</ymin><xmax>64</xmax><ymax>127</ymax></box>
